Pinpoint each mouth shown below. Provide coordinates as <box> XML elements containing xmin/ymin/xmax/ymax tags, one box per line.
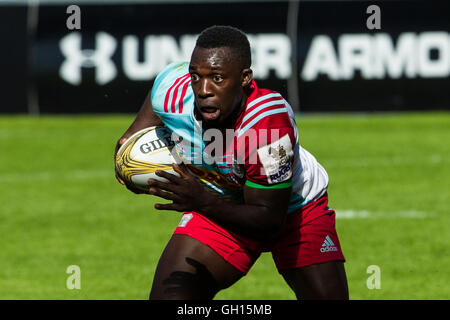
<box><xmin>199</xmin><ymin>105</ymin><xmax>220</xmax><ymax>121</ymax></box>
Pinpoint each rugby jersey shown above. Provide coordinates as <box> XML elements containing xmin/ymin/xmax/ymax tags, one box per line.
<box><xmin>151</xmin><ymin>62</ymin><xmax>329</xmax><ymax>213</ymax></box>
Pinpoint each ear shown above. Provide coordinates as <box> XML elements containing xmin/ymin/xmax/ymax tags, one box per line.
<box><xmin>241</xmin><ymin>68</ymin><xmax>253</xmax><ymax>87</ymax></box>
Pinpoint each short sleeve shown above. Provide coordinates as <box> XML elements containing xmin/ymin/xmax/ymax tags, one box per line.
<box><xmin>236</xmin><ymin>107</ymin><xmax>296</xmax><ymax>187</ymax></box>
<box><xmin>151</xmin><ymin>61</ymin><xmax>191</xmax><ymax>115</ymax></box>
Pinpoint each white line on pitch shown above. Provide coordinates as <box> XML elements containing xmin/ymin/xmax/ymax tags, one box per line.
<box><xmin>324</xmin><ymin>154</ymin><xmax>445</xmax><ymax>168</ymax></box>
<box><xmin>335</xmin><ymin>210</ymin><xmax>431</xmax><ymax>219</ymax></box>
<box><xmin>0</xmin><ymin>169</ymin><xmax>112</xmax><ymax>182</ymax></box>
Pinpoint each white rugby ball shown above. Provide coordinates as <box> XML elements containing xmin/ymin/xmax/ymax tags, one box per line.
<box><xmin>115</xmin><ymin>126</ymin><xmax>180</xmax><ymax>191</ymax></box>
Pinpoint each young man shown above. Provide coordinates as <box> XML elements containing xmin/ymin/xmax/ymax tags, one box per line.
<box><xmin>115</xmin><ymin>26</ymin><xmax>348</xmax><ymax>300</ymax></box>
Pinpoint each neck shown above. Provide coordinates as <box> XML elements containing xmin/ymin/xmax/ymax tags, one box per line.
<box><xmin>222</xmin><ymin>95</ymin><xmax>247</xmax><ymax>129</ymax></box>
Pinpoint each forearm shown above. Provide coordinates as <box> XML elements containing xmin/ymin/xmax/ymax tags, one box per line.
<box><xmin>149</xmin><ymin>166</ymin><xmax>292</xmax><ymax>242</ymax></box>
<box><xmin>122</xmin><ymin>102</ymin><xmax>163</xmax><ymax>138</ymax></box>
<box><xmin>119</xmin><ymin>90</ymin><xmax>163</xmax><ymax>141</ymax></box>
<box><xmin>198</xmin><ymin>189</ymin><xmax>290</xmax><ymax>241</ymax></box>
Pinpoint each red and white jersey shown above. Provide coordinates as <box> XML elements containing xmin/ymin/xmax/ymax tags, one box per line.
<box><xmin>151</xmin><ymin>62</ymin><xmax>329</xmax><ymax>212</ymax></box>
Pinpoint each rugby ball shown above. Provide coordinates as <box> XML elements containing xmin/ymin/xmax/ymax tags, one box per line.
<box><xmin>115</xmin><ymin>126</ymin><xmax>180</xmax><ymax>191</ymax></box>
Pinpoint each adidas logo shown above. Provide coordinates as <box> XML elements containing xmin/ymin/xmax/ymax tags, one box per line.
<box><xmin>320</xmin><ymin>235</ymin><xmax>338</xmax><ymax>252</ymax></box>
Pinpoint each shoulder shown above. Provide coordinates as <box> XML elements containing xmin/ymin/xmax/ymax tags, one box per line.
<box><xmin>237</xmin><ymin>81</ymin><xmax>293</xmax><ymax>137</ymax></box>
<box><xmin>150</xmin><ymin>62</ymin><xmax>193</xmax><ymax>115</ymax></box>
<box><xmin>152</xmin><ymin>62</ymin><xmax>189</xmax><ymax>96</ymax></box>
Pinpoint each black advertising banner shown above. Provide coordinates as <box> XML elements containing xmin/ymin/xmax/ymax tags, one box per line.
<box><xmin>1</xmin><ymin>0</ymin><xmax>450</xmax><ymax>114</ymax></box>
<box><xmin>32</xmin><ymin>1</ymin><xmax>289</xmax><ymax>114</ymax></box>
<box><xmin>0</xmin><ymin>5</ymin><xmax>28</xmax><ymax>113</ymax></box>
<box><xmin>297</xmin><ymin>0</ymin><xmax>450</xmax><ymax>112</ymax></box>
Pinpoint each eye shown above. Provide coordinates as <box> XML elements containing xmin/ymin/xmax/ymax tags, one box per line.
<box><xmin>213</xmin><ymin>74</ymin><xmax>224</xmax><ymax>83</ymax></box>
<box><xmin>190</xmin><ymin>73</ymin><xmax>199</xmax><ymax>82</ymax></box>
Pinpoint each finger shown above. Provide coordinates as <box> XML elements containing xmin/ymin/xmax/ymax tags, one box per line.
<box><xmin>148</xmin><ymin>178</ymin><xmax>177</xmax><ymax>192</ymax></box>
<box><xmin>116</xmin><ymin>175</ymin><xmax>125</xmax><ymax>185</ymax></box>
<box><xmin>172</xmin><ymin>163</ymin><xmax>191</xmax><ymax>179</ymax></box>
<box><xmin>115</xmin><ymin>137</ymin><xmax>128</xmax><ymax>154</ymax></box>
<box><xmin>124</xmin><ymin>181</ymin><xmax>147</xmax><ymax>194</ymax></box>
<box><xmin>154</xmin><ymin>202</ymin><xmax>183</xmax><ymax>212</ymax></box>
<box><xmin>148</xmin><ymin>187</ymin><xmax>180</xmax><ymax>202</ymax></box>
<box><xmin>154</xmin><ymin>170</ymin><xmax>182</xmax><ymax>184</ymax></box>
<box><xmin>115</xmin><ymin>170</ymin><xmax>126</xmax><ymax>185</ymax></box>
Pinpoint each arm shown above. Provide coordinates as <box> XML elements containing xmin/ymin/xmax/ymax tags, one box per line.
<box><xmin>115</xmin><ymin>90</ymin><xmax>163</xmax><ymax>149</ymax></box>
<box><xmin>202</xmin><ymin>182</ymin><xmax>291</xmax><ymax>241</ymax></box>
<box><xmin>148</xmin><ymin>164</ymin><xmax>291</xmax><ymax>241</ymax></box>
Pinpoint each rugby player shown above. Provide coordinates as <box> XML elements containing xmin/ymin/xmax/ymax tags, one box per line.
<box><xmin>115</xmin><ymin>25</ymin><xmax>348</xmax><ymax>300</ymax></box>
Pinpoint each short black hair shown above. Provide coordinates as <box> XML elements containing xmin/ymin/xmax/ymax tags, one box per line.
<box><xmin>196</xmin><ymin>25</ymin><xmax>251</xmax><ymax>69</ymax></box>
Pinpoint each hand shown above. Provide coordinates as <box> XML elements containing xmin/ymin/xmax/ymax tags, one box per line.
<box><xmin>114</xmin><ymin>137</ymin><xmax>127</xmax><ymax>185</ymax></box>
<box><xmin>114</xmin><ymin>136</ymin><xmax>147</xmax><ymax>194</ymax></box>
<box><xmin>148</xmin><ymin>164</ymin><xmax>212</xmax><ymax>212</ymax></box>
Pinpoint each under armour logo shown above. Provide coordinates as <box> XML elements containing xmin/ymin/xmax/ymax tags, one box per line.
<box><xmin>59</xmin><ymin>32</ymin><xmax>117</xmax><ymax>85</ymax></box>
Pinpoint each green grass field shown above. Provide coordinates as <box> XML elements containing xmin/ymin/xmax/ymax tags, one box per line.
<box><xmin>0</xmin><ymin>111</ymin><xmax>448</xmax><ymax>300</ymax></box>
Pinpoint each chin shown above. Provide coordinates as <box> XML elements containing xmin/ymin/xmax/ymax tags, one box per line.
<box><xmin>202</xmin><ymin>117</ymin><xmax>221</xmax><ymax>127</ymax></box>
<box><xmin>201</xmin><ymin>111</ymin><xmax>222</xmax><ymax>125</ymax></box>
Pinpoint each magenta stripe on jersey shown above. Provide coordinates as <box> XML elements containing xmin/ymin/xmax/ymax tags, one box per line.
<box><xmin>164</xmin><ymin>74</ymin><xmax>189</xmax><ymax>113</ymax></box>
<box><xmin>170</xmin><ymin>74</ymin><xmax>190</xmax><ymax>113</ymax></box>
<box><xmin>240</xmin><ymin>103</ymin><xmax>287</xmax><ymax>131</ymax></box>
<box><xmin>178</xmin><ymin>78</ymin><xmax>191</xmax><ymax>113</ymax></box>
<box><xmin>245</xmin><ymin>95</ymin><xmax>284</xmax><ymax>115</ymax></box>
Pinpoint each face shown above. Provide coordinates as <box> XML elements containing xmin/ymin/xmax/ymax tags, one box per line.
<box><xmin>189</xmin><ymin>46</ymin><xmax>252</xmax><ymax>127</ymax></box>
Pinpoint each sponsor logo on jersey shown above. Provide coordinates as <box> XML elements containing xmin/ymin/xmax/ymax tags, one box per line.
<box><xmin>257</xmin><ymin>134</ymin><xmax>293</xmax><ymax>184</ymax></box>
<box><xmin>269</xmin><ymin>162</ymin><xmax>292</xmax><ymax>183</ymax></box>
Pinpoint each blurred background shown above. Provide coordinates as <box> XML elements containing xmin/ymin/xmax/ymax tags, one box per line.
<box><xmin>0</xmin><ymin>0</ymin><xmax>449</xmax><ymax>300</ymax></box>
<box><xmin>2</xmin><ymin>0</ymin><xmax>449</xmax><ymax>114</ymax></box>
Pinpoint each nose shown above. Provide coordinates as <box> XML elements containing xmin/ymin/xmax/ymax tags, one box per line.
<box><xmin>198</xmin><ymin>78</ymin><xmax>213</xmax><ymax>99</ymax></box>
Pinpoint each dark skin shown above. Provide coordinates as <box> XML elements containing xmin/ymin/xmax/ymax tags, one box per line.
<box><xmin>148</xmin><ymin>46</ymin><xmax>290</xmax><ymax>241</ymax></box>
<box><xmin>149</xmin><ymin>163</ymin><xmax>291</xmax><ymax>241</ymax></box>
<box><xmin>115</xmin><ymin>46</ymin><xmax>348</xmax><ymax>300</ymax></box>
